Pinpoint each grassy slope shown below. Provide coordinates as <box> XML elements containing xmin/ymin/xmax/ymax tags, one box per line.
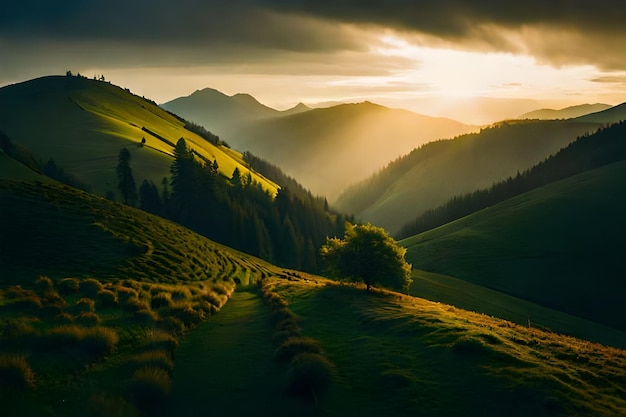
<box><xmin>0</xmin><ymin>76</ymin><xmax>278</xmax><ymax>198</ymax></box>
<box><xmin>1</xmin><ymin>178</ymin><xmax>626</xmax><ymax>416</ymax></box>
<box><xmin>336</xmin><ymin>120</ymin><xmax>601</xmax><ymax>234</ymax></box>
<box><xmin>271</xmin><ymin>276</ymin><xmax>626</xmax><ymax>417</ymax></box>
<box><xmin>410</xmin><ymin>269</ymin><xmax>626</xmax><ymax>349</ymax></box>
<box><xmin>402</xmin><ymin>162</ymin><xmax>626</xmax><ymax>332</ymax></box>
<box><xmin>0</xmin><ymin>179</ymin><xmax>275</xmax><ymax>284</ymax></box>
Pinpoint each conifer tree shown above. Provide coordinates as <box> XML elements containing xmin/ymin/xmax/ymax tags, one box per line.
<box><xmin>116</xmin><ymin>147</ymin><xmax>137</xmax><ymax>206</ymax></box>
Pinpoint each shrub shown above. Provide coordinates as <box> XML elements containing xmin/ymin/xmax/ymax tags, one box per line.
<box><xmin>80</xmin><ymin>278</ymin><xmax>104</xmax><ymax>297</ymax></box>
<box><xmin>287</xmin><ymin>353</ymin><xmax>334</xmax><ymax>397</ymax></box>
<box><xmin>275</xmin><ymin>337</ymin><xmax>322</xmax><ymax>362</ymax></box>
<box><xmin>151</xmin><ymin>293</ymin><xmax>173</xmax><ymax>310</ymax></box>
<box><xmin>76</xmin><ymin>311</ymin><xmax>101</xmax><ymax>326</ymax></box>
<box><xmin>127</xmin><ymin>367</ymin><xmax>171</xmax><ymax>414</ymax></box>
<box><xmin>96</xmin><ymin>290</ymin><xmax>118</xmax><ymax>308</ymax></box>
<box><xmin>58</xmin><ymin>278</ymin><xmax>80</xmax><ymax>294</ymax></box>
<box><xmin>0</xmin><ymin>355</ymin><xmax>35</xmax><ymax>390</ymax></box>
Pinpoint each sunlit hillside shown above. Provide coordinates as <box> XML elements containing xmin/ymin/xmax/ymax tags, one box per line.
<box><xmin>230</xmin><ymin>101</ymin><xmax>477</xmax><ymax>200</ymax></box>
<box><xmin>402</xmin><ymin>161</ymin><xmax>626</xmax><ymax>333</ymax></box>
<box><xmin>336</xmin><ymin>119</ymin><xmax>603</xmax><ymax>233</ymax></box>
<box><xmin>0</xmin><ymin>76</ymin><xmax>279</xmax><ymax>198</ymax></box>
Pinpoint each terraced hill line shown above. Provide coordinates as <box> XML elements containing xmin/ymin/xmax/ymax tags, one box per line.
<box><xmin>169</xmin><ymin>288</ymin><xmax>310</xmax><ymax>416</ymax></box>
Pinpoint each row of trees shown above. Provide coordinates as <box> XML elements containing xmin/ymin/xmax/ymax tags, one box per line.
<box><xmin>397</xmin><ymin>121</ymin><xmax>626</xmax><ymax>239</ymax></box>
<box><xmin>116</xmin><ymin>139</ymin><xmax>351</xmax><ymax>272</ymax></box>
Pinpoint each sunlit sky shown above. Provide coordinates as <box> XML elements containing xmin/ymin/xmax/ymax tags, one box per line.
<box><xmin>2</xmin><ymin>1</ymin><xmax>626</xmax><ymax>124</ymax></box>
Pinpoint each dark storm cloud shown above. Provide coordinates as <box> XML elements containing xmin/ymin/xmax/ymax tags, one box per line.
<box><xmin>2</xmin><ymin>0</ymin><xmax>626</xmax><ymax>73</ymax></box>
<box><xmin>0</xmin><ymin>0</ymin><xmax>362</xmax><ymax>52</ymax></box>
<box><xmin>260</xmin><ymin>0</ymin><xmax>626</xmax><ymax>70</ymax></box>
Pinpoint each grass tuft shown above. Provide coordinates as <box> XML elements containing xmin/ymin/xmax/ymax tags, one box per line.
<box><xmin>287</xmin><ymin>353</ymin><xmax>334</xmax><ymax>398</ymax></box>
<box><xmin>0</xmin><ymin>355</ymin><xmax>35</xmax><ymax>390</ymax></box>
<box><xmin>127</xmin><ymin>367</ymin><xmax>171</xmax><ymax>414</ymax></box>
<box><xmin>275</xmin><ymin>337</ymin><xmax>322</xmax><ymax>362</ymax></box>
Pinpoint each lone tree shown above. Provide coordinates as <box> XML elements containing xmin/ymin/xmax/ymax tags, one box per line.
<box><xmin>321</xmin><ymin>223</ymin><xmax>412</xmax><ymax>292</ymax></box>
<box><xmin>116</xmin><ymin>147</ymin><xmax>137</xmax><ymax>206</ymax></box>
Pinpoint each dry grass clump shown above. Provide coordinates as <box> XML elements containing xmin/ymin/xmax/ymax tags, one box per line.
<box><xmin>80</xmin><ymin>278</ymin><xmax>104</xmax><ymax>297</ymax></box>
<box><xmin>170</xmin><ymin>287</ymin><xmax>192</xmax><ymax>301</ymax></box>
<box><xmin>44</xmin><ymin>325</ymin><xmax>119</xmax><ymax>357</ymax></box>
<box><xmin>116</xmin><ymin>286</ymin><xmax>139</xmax><ymax>304</ymax></box>
<box><xmin>151</xmin><ymin>292</ymin><xmax>174</xmax><ymax>310</ymax></box>
<box><xmin>275</xmin><ymin>337</ymin><xmax>323</xmax><ymax>362</ymax></box>
<box><xmin>0</xmin><ymin>355</ymin><xmax>35</xmax><ymax>390</ymax></box>
<box><xmin>74</xmin><ymin>297</ymin><xmax>96</xmax><ymax>313</ymax></box>
<box><xmin>76</xmin><ymin>311</ymin><xmax>101</xmax><ymax>326</ymax></box>
<box><xmin>34</xmin><ymin>276</ymin><xmax>54</xmax><ymax>297</ymax></box>
<box><xmin>127</xmin><ymin>350</ymin><xmax>174</xmax><ymax>375</ymax></box>
<box><xmin>132</xmin><ymin>309</ymin><xmax>159</xmax><ymax>326</ymax></box>
<box><xmin>126</xmin><ymin>367</ymin><xmax>171</xmax><ymax>415</ymax></box>
<box><xmin>96</xmin><ymin>289</ymin><xmax>118</xmax><ymax>307</ymax></box>
<box><xmin>287</xmin><ymin>353</ymin><xmax>335</xmax><ymax>397</ymax></box>
<box><xmin>57</xmin><ymin>277</ymin><xmax>80</xmax><ymax>294</ymax></box>
<box><xmin>142</xmin><ymin>330</ymin><xmax>178</xmax><ymax>359</ymax></box>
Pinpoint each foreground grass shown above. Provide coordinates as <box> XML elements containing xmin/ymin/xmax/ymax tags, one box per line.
<box><xmin>170</xmin><ymin>289</ymin><xmax>311</xmax><ymax>417</ymax></box>
<box><xmin>267</xmin><ymin>275</ymin><xmax>626</xmax><ymax>417</ymax></box>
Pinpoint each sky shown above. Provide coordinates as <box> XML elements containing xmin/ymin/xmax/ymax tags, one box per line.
<box><xmin>2</xmin><ymin>0</ymin><xmax>626</xmax><ymax>124</ymax></box>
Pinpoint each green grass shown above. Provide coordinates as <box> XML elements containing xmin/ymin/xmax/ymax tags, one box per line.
<box><xmin>0</xmin><ymin>75</ymin><xmax>279</xmax><ymax>197</ymax></box>
<box><xmin>269</xmin><ymin>275</ymin><xmax>626</xmax><ymax>417</ymax></box>
<box><xmin>169</xmin><ymin>289</ymin><xmax>310</xmax><ymax>416</ymax></box>
<box><xmin>409</xmin><ymin>269</ymin><xmax>626</xmax><ymax>349</ymax></box>
<box><xmin>402</xmin><ymin>162</ymin><xmax>626</xmax><ymax>333</ymax></box>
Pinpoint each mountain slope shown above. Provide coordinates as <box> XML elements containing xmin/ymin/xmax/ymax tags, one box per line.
<box><xmin>575</xmin><ymin>102</ymin><xmax>626</xmax><ymax>123</ymax></box>
<box><xmin>231</xmin><ymin>101</ymin><xmax>477</xmax><ymax>200</ymax></box>
<box><xmin>336</xmin><ymin>119</ymin><xmax>601</xmax><ymax>233</ymax></box>
<box><xmin>402</xmin><ymin>161</ymin><xmax>626</xmax><ymax>332</ymax></box>
<box><xmin>160</xmin><ymin>89</ymin><xmax>312</xmax><ymax>139</ymax></box>
<box><xmin>518</xmin><ymin>103</ymin><xmax>611</xmax><ymax>119</ymax></box>
<box><xmin>0</xmin><ymin>76</ymin><xmax>279</xmax><ymax>198</ymax></box>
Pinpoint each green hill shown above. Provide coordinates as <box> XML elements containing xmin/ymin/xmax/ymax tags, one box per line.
<box><xmin>402</xmin><ymin>161</ymin><xmax>626</xmax><ymax>332</ymax></box>
<box><xmin>336</xmin><ymin>119</ymin><xmax>602</xmax><ymax>234</ymax></box>
<box><xmin>1</xmin><ymin>178</ymin><xmax>626</xmax><ymax>416</ymax></box>
<box><xmin>0</xmin><ymin>76</ymin><xmax>279</xmax><ymax>198</ymax></box>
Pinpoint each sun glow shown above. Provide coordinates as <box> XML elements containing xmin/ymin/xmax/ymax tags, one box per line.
<box><xmin>374</xmin><ymin>35</ymin><xmax>601</xmax><ymax>100</ymax></box>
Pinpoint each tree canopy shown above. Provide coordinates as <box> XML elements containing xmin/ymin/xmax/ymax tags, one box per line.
<box><xmin>321</xmin><ymin>223</ymin><xmax>412</xmax><ymax>292</ymax></box>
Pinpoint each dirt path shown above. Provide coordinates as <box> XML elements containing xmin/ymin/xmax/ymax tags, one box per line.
<box><xmin>169</xmin><ymin>289</ymin><xmax>310</xmax><ymax>417</ymax></box>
